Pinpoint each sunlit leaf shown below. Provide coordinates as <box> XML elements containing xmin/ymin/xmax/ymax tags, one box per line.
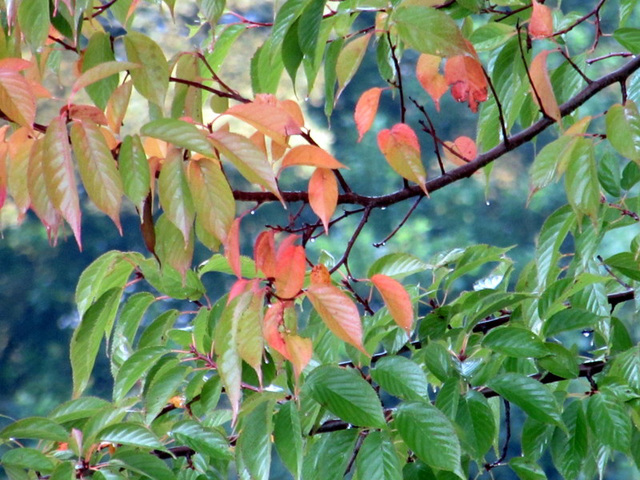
<box><xmin>281</xmin><ymin>145</ymin><xmax>347</xmax><ymax>170</ymax></box>
<box><xmin>0</xmin><ymin>69</ymin><xmax>36</xmax><ymax>129</ymax></box>
<box><xmin>72</xmin><ymin>61</ymin><xmax>139</xmax><ymax>101</ymax></box>
<box><xmin>416</xmin><ymin>54</ymin><xmax>447</xmax><ymax>111</ymax></box>
<box><xmin>124</xmin><ymin>32</ymin><xmax>169</xmax><ymax>106</ymax></box>
<box><xmin>225</xmin><ymin>101</ymin><xmax>301</xmax><ymax>146</ymax></box>
<box><xmin>529</xmin><ymin>0</ymin><xmax>553</xmax><ymax>39</ymax></box>
<box><xmin>141</xmin><ymin>119</ymin><xmax>217</xmax><ymax>158</ymax></box>
<box><xmin>336</xmin><ymin>33</ymin><xmax>371</xmax><ymax>100</ymax></box>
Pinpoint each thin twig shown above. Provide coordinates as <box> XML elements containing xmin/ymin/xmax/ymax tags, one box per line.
<box><xmin>373</xmin><ymin>196</ymin><xmax>423</xmax><ymax>247</ymax></box>
<box><xmin>485</xmin><ymin>399</ymin><xmax>511</xmax><ymax>470</ymax></box>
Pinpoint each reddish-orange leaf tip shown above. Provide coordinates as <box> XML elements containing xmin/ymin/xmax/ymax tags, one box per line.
<box><xmin>416</xmin><ymin>54</ymin><xmax>448</xmax><ymax>111</ymax></box>
<box><xmin>377</xmin><ymin>124</ymin><xmax>428</xmax><ymax>195</ymax></box>
<box><xmin>354</xmin><ymin>87</ymin><xmax>383</xmax><ymax>142</ymax></box>
<box><xmin>443</xmin><ymin>136</ymin><xmax>477</xmax><ymax>166</ymax></box>
<box><xmin>444</xmin><ymin>56</ymin><xmax>488</xmax><ymax>113</ymax></box>
<box><xmin>263</xmin><ymin>301</ymin><xmax>290</xmax><ymax>359</ymax></box>
<box><xmin>371</xmin><ymin>274</ymin><xmax>414</xmax><ymax>334</ymax></box>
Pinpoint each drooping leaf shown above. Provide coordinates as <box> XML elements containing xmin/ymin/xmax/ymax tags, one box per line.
<box><xmin>587</xmin><ymin>392</ymin><xmax>631</xmax><ymax>452</ymax></box>
<box><xmin>285</xmin><ymin>334</ymin><xmax>313</xmax><ymax>381</ymax></box>
<box><xmin>158</xmin><ymin>147</ymin><xmax>195</xmax><ymax>246</ymax></box>
<box><xmin>27</xmin><ymin>138</ymin><xmax>61</xmax><ymax>240</ymax></box>
<box><xmin>263</xmin><ymin>300</ymin><xmax>289</xmax><ymax>359</ymax></box>
<box><xmin>224</xmin><ymin>216</ymin><xmax>242</xmax><ymax>278</ymax></box>
<box><xmin>43</xmin><ymin>115</ymin><xmax>82</xmax><ymax>248</ymax></box>
<box><xmin>529</xmin><ymin>50</ymin><xmax>561</xmax><ymax>123</ymax></box>
<box><xmin>416</xmin><ymin>54</ymin><xmax>448</xmax><ymax>111</ymax></box>
<box><xmin>395</xmin><ymin>402</ymin><xmax>464</xmax><ymax>478</ymax></box>
<box><xmin>123</xmin><ymin>32</ymin><xmax>169</xmax><ymax>106</ymax></box>
<box><xmin>81</xmin><ymin>33</ymin><xmax>121</xmax><ymax>110</ymax></box>
<box><xmin>444</xmin><ymin>55</ymin><xmax>488</xmax><ymax>113</ymax></box>
<box><xmin>119</xmin><ymin>135</ymin><xmax>150</xmax><ymax>216</ymax></box>
<box><xmin>70</xmin><ymin>119</ymin><xmax>124</xmax><ymax>232</ymax></box>
<box><xmin>377</xmin><ymin>123</ymin><xmax>428</xmax><ymax>195</ymax></box>
<box><xmin>209</xmin><ymin>130</ymin><xmax>282</xmax><ymax>201</ymax></box>
<box><xmin>237</xmin><ymin>398</ymin><xmax>275</xmax><ymax>480</ymax></box>
<box><xmin>308</xmin><ymin>167</ymin><xmax>338</xmax><ymax>234</ymax></box>
<box><xmin>355</xmin><ymin>87</ymin><xmax>383</xmax><ymax>141</ymax></box>
<box><xmin>235</xmin><ymin>283</ymin><xmax>265</xmax><ymax>380</ymax></box>
<box><xmin>17</xmin><ymin>0</ymin><xmax>50</xmax><ymax>48</ymax></box>
<box><xmin>274</xmin><ymin>243</ymin><xmax>306</xmax><ymax>299</ymax></box>
<box><xmin>274</xmin><ymin>402</ymin><xmax>303</xmax><ymax>480</ymax></box>
<box><xmin>113</xmin><ymin>346</ymin><xmax>169</xmax><ymax>402</ymax></box>
<box><xmin>306</xmin><ymin>284</ymin><xmax>367</xmax><ymax>354</ymax></box>
<box><xmin>371</xmin><ymin>274</ymin><xmax>414</xmax><ymax>333</ymax></box>
<box><xmin>254</xmin><ymin>230</ymin><xmax>277</xmax><ymax>278</ymax></box>
<box><xmin>529</xmin><ymin>0</ymin><xmax>553</xmax><ymax>39</ymax></box>
<box><xmin>305</xmin><ymin>365</ymin><xmax>386</xmax><ymax>428</ymax></box>
<box><xmin>336</xmin><ymin>33</ymin><xmax>371</xmax><ymax>100</ymax></box>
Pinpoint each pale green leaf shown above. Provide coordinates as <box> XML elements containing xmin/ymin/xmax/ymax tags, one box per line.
<box><xmin>367</xmin><ymin>253</ymin><xmax>430</xmax><ymax>279</ymax></box>
<box><xmin>0</xmin><ymin>417</ymin><xmax>68</xmax><ymax>442</ymax></box>
<box><xmin>606</xmin><ymin>101</ymin><xmax>640</xmax><ymax>162</ymax></box>
<box><xmin>113</xmin><ymin>346</ymin><xmax>169</xmax><ymax>402</ymax></box>
<box><xmin>119</xmin><ymin>135</ymin><xmax>150</xmax><ymax>214</ymax></box>
<box><xmin>141</xmin><ymin>119</ymin><xmax>217</xmax><ymax>157</ymax></box>
<box><xmin>123</xmin><ymin>32</ymin><xmax>169</xmax><ymax>106</ymax></box>
<box><xmin>97</xmin><ymin>423</ymin><xmax>164</xmax><ymax>450</ymax></box>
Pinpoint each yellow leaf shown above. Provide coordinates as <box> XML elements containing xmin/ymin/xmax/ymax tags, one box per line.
<box><xmin>377</xmin><ymin>123</ymin><xmax>428</xmax><ymax>195</ymax></box>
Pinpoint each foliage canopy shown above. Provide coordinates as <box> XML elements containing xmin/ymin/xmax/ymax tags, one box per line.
<box><xmin>1</xmin><ymin>0</ymin><xmax>640</xmax><ymax>479</ymax></box>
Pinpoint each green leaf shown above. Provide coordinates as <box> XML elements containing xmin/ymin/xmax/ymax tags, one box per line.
<box><xmin>158</xmin><ymin>147</ymin><xmax>195</xmax><ymax>245</ymax></box>
<box><xmin>482</xmin><ymin>326</ymin><xmax>548</xmax><ymax>358</ymax></box>
<box><xmin>17</xmin><ymin>0</ymin><xmax>50</xmax><ymax>48</ymax></box>
<box><xmin>198</xmin><ymin>253</ymin><xmax>258</xmax><ymax>278</ymax></box>
<box><xmin>209</xmin><ymin>130</ymin><xmax>282</xmax><ymax>201</ymax></box>
<box><xmin>542</xmin><ymin>308</ymin><xmax>602</xmax><ymax>336</ymax></box>
<box><xmin>144</xmin><ymin>363</ymin><xmax>189</xmax><ymax>422</ymax></box>
<box><xmin>394</xmin><ymin>402</ymin><xmax>464</xmax><ymax>478</ymax></box>
<box><xmin>536</xmin><ymin>205</ymin><xmax>576</xmax><ymax>288</ymax></box>
<box><xmin>421</xmin><ymin>342</ymin><xmax>453</xmax><ymax>382</ymax></box>
<box><xmin>610</xmin><ymin>345</ymin><xmax>640</xmax><ymax>390</ymax></box>
<box><xmin>455</xmin><ymin>391</ymin><xmax>495</xmax><ymax>459</ymax></box>
<box><xmin>237</xmin><ymin>398</ymin><xmax>275</xmax><ymax>480</ymax></box>
<box><xmin>0</xmin><ymin>417</ymin><xmax>68</xmax><ymax>442</ymax></box>
<box><xmin>49</xmin><ymin>461</ymin><xmax>74</xmax><ymax>480</ymax></box>
<box><xmin>70</xmin><ymin>119</ymin><xmax>124</xmax><ymax>231</ymax></box>
<box><xmin>154</xmin><ymin>214</ymin><xmax>195</xmax><ymax>280</ymax></box>
<box><xmin>604</xmin><ymin>252</ymin><xmax>640</xmax><ymax>281</ymax></box>
<box><xmin>355</xmin><ymin>431</ymin><xmax>402</xmax><ymax>480</ymax></box>
<box><xmin>297</xmin><ymin>0</ymin><xmax>324</xmax><ymax>60</ymax></box>
<box><xmin>393</xmin><ymin>6</ymin><xmax>470</xmax><ymax>57</ymax></box>
<box><xmin>606</xmin><ymin>101</ymin><xmax>640</xmax><ymax>162</ymax></box>
<box><xmin>565</xmin><ymin>138</ymin><xmax>600</xmax><ymax>221</ymax></box>
<box><xmin>587</xmin><ymin>392</ymin><xmax>631</xmax><ymax>452</ymax></box>
<box><xmin>141</xmin><ymin>119</ymin><xmax>217</xmax><ymax>157</ymax></box>
<box><xmin>552</xmin><ymin>400</ymin><xmax>588</xmax><ymax>479</ymax></box>
<box><xmin>367</xmin><ymin>253</ymin><xmax>430</xmax><ymax>279</ymax></box>
<box><xmin>71</xmin><ymin>288</ymin><xmax>123</xmax><ymax>397</ymax></box>
<box><xmin>49</xmin><ymin>397</ymin><xmax>111</xmax><ymax>423</ymax></box>
<box><xmin>97</xmin><ymin>423</ymin><xmax>164</xmax><ymax>450</ymax></box>
<box><xmin>614</xmin><ymin>28</ymin><xmax>640</xmax><ymax>53</ymax></box>
<box><xmin>538</xmin><ymin>343</ymin><xmax>579</xmax><ymax>379</ymax></box>
<box><xmin>111</xmin><ymin>450</ymin><xmax>175</xmax><ymax>480</ymax></box>
<box><xmin>530</xmin><ymin>135</ymin><xmax>578</xmax><ymax>193</ymax></box>
<box><xmin>1</xmin><ymin>448</ymin><xmax>55</xmax><ymax>473</ymax></box>
<box><xmin>598</xmin><ymin>150</ymin><xmax>622</xmax><ymax>197</ymax></box>
<box><xmin>124</xmin><ymin>32</ymin><xmax>169</xmax><ymax>106</ymax></box>
<box><xmin>509</xmin><ymin>457</ymin><xmax>546</xmax><ymax>480</ymax></box>
<box><xmin>206</xmin><ymin>24</ymin><xmax>246</xmax><ymax>72</ymax></box>
<box><xmin>119</xmin><ymin>135</ymin><xmax>150</xmax><ymax>214</ymax></box>
<box><xmin>335</xmin><ymin>33</ymin><xmax>371</xmax><ymax>100</ymax></box>
<box><xmin>305</xmin><ymin>365</ymin><xmax>386</xmax><ymax>428</ymax></box>
<box><xmin>486</xmin><ymin>373</ymin><xmax>563</xmax><ymax>426</ymax></box>
<box><xmin>371</xmin><ymin>356</ymin><xmax>429</xmax><ymax>401</ymax></box>
<box><xmin>469</xmin><ymin>22</ymin><xmax>515</xmax><ymax>51</ymax></box>
<box><xmin>113</xmin><ymin>346</ymin><xmax>169</xmax><ymax>402</ymax></box>
<box><xmin>171</xmin><ymin>420</ymin><xmax>232</xmax><ymax>460</ymax></box>
<box><xmin>435</xmin><ymin>379</ymin><xmax>460</xmax><ymax>420</ymax></box>
<box><xmin>82</xmin><ymin>32</ymin><xmax>118</xmax><ymax>110</ymax></box>
<box><xmin>274</xmin><ymin>402</ymin><xmax>303</xmax><ymax>480</ymax></box>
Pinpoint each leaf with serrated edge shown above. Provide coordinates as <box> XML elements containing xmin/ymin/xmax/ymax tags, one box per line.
<box><xmin>158</xmin><ymin>147</ymin><xmax>195</xmax><ymax>246</ymax></box>
<box><xmin>141</xmin><ymin>119</ymin><xmax>217</xmax><ymax>158</ymax></box>
<box><xmin>308</xmin><ymin>168</ymin><xmax>338</xmax><ymax>234</ymax></box>
<box><xmin>306</xmin><ymin>284</ymin><xmax>367</xmax><ymax>354</ymax></box>
<box><xmin>305</xmin><ymin>365</ymin><xmax>386</xmax><ymax>428</ymax></box>
<box><xmin>356</xmin><ymin>431</ymin><xmax>403</xmax><ymax>480</ymax></box>
<box><xmin>96</xmin><ymin>423</ymin><xmax>164</xmax><ymax>450</ymax></box>
<box><xmin>70</xmin><ymin>120</ymin><xmax>123</xmax><ymax>232</ymax></box>
<box><xmin>43</xmin><ymin>115</ymin><xmax>82</xmax><ymax>248</ymax></box>
<box><xmin>123</xmin><ymin>32</ymin><xmax>169</xmax><ymax>106</ymax></box>
<box><xmin>336</xmin><ymin>33</ymin><xmax>372</xmax><ymax>100</ymax></box>
<box><xmin>0</xmin><ymin>70</ymin><xmax>36</xmax><ymax>128</ymax></box>
<box><xmin>371</xmin><ymin>356</ymin><xmax>429</xmax><ymax>401</ymax></box>
<box><xmin>371</xmin><ymin>274</ymin><xmax>414</xmax><ymax>333</ymax></box>
<box><xmin>606</xmin><ymin>101</ymin><xmax>640</xmax><ymax>162</ymax></box>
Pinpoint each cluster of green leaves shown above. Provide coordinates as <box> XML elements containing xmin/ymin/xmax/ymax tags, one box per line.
<box><xmin>1</xmin><ymin>0</ymin><xmax>640</xmax><ymax>479</ymax></box>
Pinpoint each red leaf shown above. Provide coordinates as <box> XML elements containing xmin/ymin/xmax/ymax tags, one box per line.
<box><xmin>443</xmin><ymin>136</ymin><xmax>477</xmax><ymax>166</ymax></box>
<box><xmin>529</xmin><ymin>0</ymin><xmax>554</xmax><ymax>39</ymax></box>
<box><xmin>263</xmin><ymin>300</ymin><xmax>290</xmax><ymax>359</ymax></box>
<box><xmin>224</xmin><ymin>216</ymin><xmax>242</xmax><ymax>279</ymax></box>
<box><xmin>254</xmin><ymin>230</ymin><xmax>277</xmax><ymax>278</ymax></box>
<box><xmin>281</xmin><ymin>145</ymin><xmax>347</xmax><ymax>170</ymax></box>
<box><xmin>530</xmin><ymin>50</ymin><xmax>561</xmax><ymax>124</ymax></box>
<box><xmin>354</xmin><ymin>87</ymin><xmax>383</xmax><ymax>142</ymax></box>
<box><xmin>416</xmin><ymin>54</ymin><xmax>448</xmax><ymax>111</ymax></box>
<box><xmin>377</xmin><ymin>123</ymin><xmax>428</xmax><ymax>195</ymax></box>
<box><xmin>308</xmin><ymin>168</ymin><xmax>338</xmax><ymax>234</ymax></box>
<box><xmin>274</xmin><ymin>244</ymin><xmax>306</xmax><ymax>299</ymax></box>
<box><xmin>306</xmin><ymin>284</ymin><xmax>367</xmax><ymax>355</ymax></box>
<box><xmin>371</xmin><ymin>274</ymin><xmax>414</xmax><ymax>334</ymax></box>
<box><xmin>444</xmin><ymin>55</ymin><xmax>488</xmax><ymax>113</ymax></box>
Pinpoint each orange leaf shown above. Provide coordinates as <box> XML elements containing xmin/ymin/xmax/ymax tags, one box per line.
<box><xmin>0</xmin><ymin>70</ymin><xmax>36</xmax><ymax>129</ymax></box>
<box><xmin>354</xmin><ymin>87</ymin><xmax>383</xmax><ymax>142</ymax></box>
<box><xmin>281</xmin><ymin>145</ymin><xmax>347</xmax><ymax>170</ymax></box>
<box><xmin>310</xmin><ymin>264</ymin><xmax>332</xmax><ymax>286</ymax></box>
<box><xmin>67</xmin><ymin>105</ymin><xmax>108</xmax><ymax>125</ymax></box>
<box><xmin>371</xmin><ymin>274</ymin><xmax>414</xmax><ymax>334</ymax></box>
<box><xmin>274</xmin><ymin>244</ymin><xmax>306</xmax><ymax>299</ymax></box>
<box><xmin>224</xmin><ymin>216</ymin><xmax>242</xmax><ymax>278</ymax></box>
<box><xmin>285</xmin><ymin>334</ymin><xmax>313</xmax><ymax>380</ymax></box>
<box><xmin>308</xmin><ymin>168</ymin><xmax>338</xmax><ymax>234</ymax></box>
<box><xmin>443</xmin><ymin>136</ymin><xmax>477</xmax><ymax>166</ymax></box>
<box><xmin>377</xmin><ymin>124</ymin><xmax>428</xmax><ymax>195</ymax></box>
<box><xmin>416</xmin><ymin>54</ymin><xmax>448</xmax><ymax>111</ymax></box>
<box><xmin>529</xmin><ymin>0</ymin><xmax>553</xmax><ymax>39</ymax></box>
<box><xmin>263</xmin><ymin>300</ymin><xmax>290</xmax><ymax>359</ymax></box>
<box><xmin>254</xmin><ymin>230</ymin><xmax>277</xmax><ymax>278</ymax></box>
<box><xmin>306</xmin><ymin>284</ymin><xmax>367</xmax><ymax>355</ymax></box>
<box><xmin>530</xmin><ymin>50</ymin><xmax>561</xmax><ymax>124</ymax></box>
<box><xmin>444</xmin><ymin>55</ymin><xmax>488</xmax><ymax>113</ymax></box>
<box><xmin>225</xmin><ymin>101</ymin><xmax>302</xmax><ymax>146</ymax></box>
